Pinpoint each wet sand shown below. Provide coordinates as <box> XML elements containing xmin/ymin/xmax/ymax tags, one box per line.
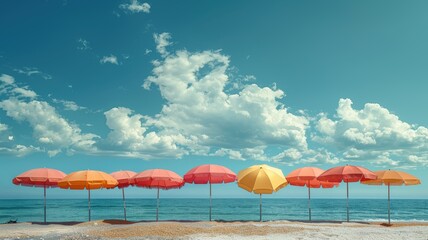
<box><xmin>1</xmin><ymin>220</ymin><xmax>427</xmax><ymax>240</ymax></box>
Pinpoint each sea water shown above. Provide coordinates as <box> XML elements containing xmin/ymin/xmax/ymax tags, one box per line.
<box><xmin>0</xmin><ymin>198</ymin><xmax>427</xmax><ymax>223</ymax></box>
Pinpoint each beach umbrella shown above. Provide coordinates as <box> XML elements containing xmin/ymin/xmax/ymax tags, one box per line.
<box><xmin>58</xmin><ymin>170</ymin><xmax>118</xmax><ymax>221</ymax></box>
<box><xmin>237</xmin><ymin>164</ymin><xmax>288</xmax><ymax>222</ymax></box>
<box><xmin>361</xmin><ymin>169</ymin><xmax>421</xmax><ymax>225</ymax></box>
<box><xmin>286</xmin><ymin>167</ymin><xmax>339</xmax><ymax>221</ymax></box>
<box><xmin>317</xmin><ymin>164</ymin><xmax>376</xmax><ymax>222</ymax></box>
<box><xmin>110</xmin><ymin>170</ymin><xmax>137</xmax><ymax>221</ymax></box>
<box><xmin>13</xmin><ymin>168</ymin><xmax>66</xmax><ymax>224</ymax></box>
<box><xmin>184</xmin><ymin>164</ymin><xmax>236</xmax><ymax>221</ymax></box>
<box><xmin>133</xmin><ymin>169</ymin><xmax>184</xmax><ymax>222</ymax></box>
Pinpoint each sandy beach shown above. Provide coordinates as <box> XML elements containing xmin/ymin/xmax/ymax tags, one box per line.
<box><xmin>1</xmin><ymin>220</ymin><xmax>427</xmax><ymax>240</ymax></box>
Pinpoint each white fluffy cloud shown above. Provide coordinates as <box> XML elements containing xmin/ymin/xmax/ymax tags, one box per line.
<box><xmin>12</xmin><ymin>87</ymin><xmax>37</xmax><ymax>99</ymax></box>
<box><xmin>0</xmin><ymin>144</ymin><xmax>41</xmax><ymax>157</ymax></box>
<box><xmin>314</xmin><ymin>98</ymin><xmax>428</xmax><ymax>166</ymax></box>
<box><xmin>102</xmin><ymin>35</ymin><xmax>309</xmax><ymax>160</ymax></box>
<box><xmin>104</xmin><ymin>107</ymin><xmax>189</xmax><ymax>158</ymax></box>
<box><xmin>0</xmin><ymin>74</ymin><xmax>14</xmax><ymax>85</ymax></box>
<box><xmin>120</xmin><ymin>0</ymin><xmax>150</xmax><ymax>13</ymax></box>
<box><xmin>153</xmin><ymin>33</ymin><xmax>172</xmax><ymax>57</ymax></box>
<box><xmin>100</xmin><ymin>55</ymin><xmax>119</xmax><ymax>65</ymax></box>
<box><xmin>0</xmin><ymin>98</ymin><xmax>98</xmax><ymax>156</ymax></box>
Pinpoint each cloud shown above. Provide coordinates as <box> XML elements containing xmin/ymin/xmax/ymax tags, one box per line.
<box><xmin>103</xmin><ymin>107</ymin><xmax>188</xmax><ymax>158</ymax></box>
<box><xmin>0</xmin><ymin>123</ymin><xmax>7</xmax><ymax>132</ymax></box>
<box><xmin>0</xmin><ymin>74</ymin><xmax>37</xmax><ymax>99</ymax></box>
<box><xmin>0</xmin><ymin>98</ymin><xmax>98</xmax><ymax>156</ymax></box>
<box><xmin>0</xmin><ymin>74</ymin><xmax>14</xmax><ymax>85</ymax></box>
<box><xmin>52</xmin><ymin>98</ymin><xmax>86</xmax><ymax>111</ymax></box>
<box><xmin>0</xmin><ymin>144</ymin><xmax>42</xmax><ymax>157</ymax></box>
<box><xmin>153</xmin><ymin>33</ymin><xmax>172</xmax><ymax>57</ymax></box>
<box><xmin>313</xmin><ymin>98</ymin><xmax>428</xmax><ymax>166</ymax></box>
<box><xmin>77</xmin><ymin>38</ymin><xmax>91</xmax><ymax>50</ymax></box>
<box><xmin>100</xmin><ymin>55</ymin><xmax>119</xmax><ymax>65</ymax></box>
<box><xmin>104</xmin><ymin>38</ymin><xmax>309</xmax><ymax>160</ymax></box>
<box><xmin>12</xmin><ymin>87</ymin><xmax>37</xmax><ymax>99</ymax></box>
<box><xmin>14</xmin><ymin>67</ymin><xmax>52</xmax><ymax>80</ymax></box>
<box><xmin>120</xmin><ymin>0</ymin><xmax>150</xmax><ymax>13</ymax></box>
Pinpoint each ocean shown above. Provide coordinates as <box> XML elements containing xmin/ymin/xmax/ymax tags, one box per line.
<box><xmin>0</xmin><ymin>198</ymin><xmax>427</xmax><ymax>223</ymax></box>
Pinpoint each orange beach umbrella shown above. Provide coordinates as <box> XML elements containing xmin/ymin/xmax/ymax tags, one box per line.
<box><xmin>286</xmin><ymin>167</ymin><xmax>339</xmax><ymax>221</ymax></box>
<box><xmin>110</xmin><ymin>170</ymin><xmax>136</xmax><ymax>221</ymax></box>
<box><xmin>13</xmin><ymin>168</ymin><xmax>66</xmax><ymax>223</ymax></box>
<box><xmin>184</xmin><ymin>164</ymin><xmax>236</xmax><ymax>221</ymax></box>
<box><xmin>58</xmin><ymin>170</ymin><xmax>118</xmax><ymax>221</ymax></box>
<box><xmin>133</xmin><ymin>169</ymin><xmax>184</xmax><ymax>221</ymax></box>
<box><xmin>362</xmin><ymin>169</ymin><xmax>421</xmax><ymax>225</ymax></box>
<box><xmin>317</xmin><ymin>165</ymin><xmax>376</xmax><ymax>222</ymax></box>
<box><xmin>238</xmin><ymin>164</ymin><xmax>288</xmax><ymax>222</ymax></box>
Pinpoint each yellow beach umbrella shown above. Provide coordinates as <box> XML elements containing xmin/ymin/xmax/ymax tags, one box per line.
<box><xmin>361</xmin><ymin>169</ymin><xmax>421</xmax><ymax>225</ymax></box>
<box><xmin>58</xmin><ymin>170</ymin><xmax>118</xmax><ymax>221</ymax></box>
<box><xmin>237</xmin><ymin>164</ymin><xmax>288</xmax><ymax>221</ymax></box>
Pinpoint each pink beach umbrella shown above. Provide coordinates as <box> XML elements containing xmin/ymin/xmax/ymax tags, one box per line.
<box><xmin>317</xmin><ymin>165</ymin><xmax>376</xmax><ymax>222</ymax></box>
<box><xmin>286</xmin><ymin>167</ymin><xmax>339</xmax><ymax>221</ymax></box>
<box><xmin>13</xmin><ymin>168</ymin><xmax>66</xmax><ymax>223</ymax></box>
<box><xmin>184</xmin><ymin>164</ymin><xmax>237</xmax><ymax>221</ymax></box>
<box><xmin>133</xmin><ymin>169</ymin><xmax>184</xmax><ymax>221</ymax></box>
<box><xmin>110</xmin><ymin>170</ymin><xmax>136</xmax><ymax>221</ymax></box>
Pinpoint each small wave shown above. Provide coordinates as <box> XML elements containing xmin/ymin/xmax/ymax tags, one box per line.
<box><xmin>362</xmin><ymin>218</ymin><xmax>428</xmax><ymax>222</ymax></box>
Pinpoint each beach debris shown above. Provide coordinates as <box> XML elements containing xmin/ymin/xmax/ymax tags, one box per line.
<box><xmin>5</xmin><ymin>219</ymin><xmax>17</xmax><ymax>224</ymax></box>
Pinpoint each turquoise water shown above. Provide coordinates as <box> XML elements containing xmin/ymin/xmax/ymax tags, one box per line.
<box><xmin>0</xmin><ymin>198</ymin><xmax>427</xmax><ymax>223</ymax></box>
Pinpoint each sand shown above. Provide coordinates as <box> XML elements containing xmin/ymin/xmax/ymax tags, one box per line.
<box><xmin>0</xmin><ymin>220</ymin><xmax>427</xmax><ymax>240</ymax></box>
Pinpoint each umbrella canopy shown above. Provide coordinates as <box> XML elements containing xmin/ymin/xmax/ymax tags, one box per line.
<box><xmin>317</xmin><ymin>165</ymin><xmax>376</xmax><ymax>222</ymax></box>
<box><xmin>133</xmin><ymin>169</ymin><xmax>184</xmax><ymax>221</ymax></box>
<box><xmin>13</xmin><ymin>168</ymin><xmax>66</xmax><ymax>223</ymax></box>
<box><xmin>58</xmin><ymin>170</ymin><xmax>118</xmax><ymax>190</ymax></box>
<box><xmin>361</xmin><ymin>169</ymin><xmax>421</xmax><ymax>224</ymax></box>
<box><xmin>58</xmin><ymin>170</ymin><xmax>118</xmax><ymax>221</ymax></box>
<box><xmin>286</xmin><ymin>167</ymin><xmax>339</xmax><ymax>221</ymax></box>
<box><xmin>13</xmin><ymin>168</ymin><xmax>66</xmax><ymax>187</ymax></box>
<box><xmin>361</xmin><ymin>170</ymin><xmax>421</xmax><ymax>186</ymax></box>
<box><xmin>184</xmin><ymin>164</ymin><xmax>236</xmax><ymax>221</ymax></box>
<box><xmin>288</xmin><ymin>179</ymin><xmax>339</xmax><ymax>188</ymax></box>
<box><xmin>110</xmin><ymin>170</ymin><xmax>137</xmax><ymax>221</ymax></box>
<box><xmin>184</xmin><ymin>164</ymin><xmax>236</xmax><ymax>184</ymax></box>
<box><xmin>237</xmin><ymin>164</ymin><xmax>288</xmax><ymax>221</ymax></box>
<box><xmin>111</xmin><ymin>170</ymin><xmax>136</xmax><ymax>188</ymax></box>
<box><xmin>317</xmin><ymin>165</ymin><xmax>376</xmax><ymax>183</ymax></box>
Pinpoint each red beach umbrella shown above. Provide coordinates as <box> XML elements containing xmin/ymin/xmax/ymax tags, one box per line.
<box><xmin>110</xmin><ymin>170</ymin><xmax>137</xmax><ymax>221</ymax></box>
<box><xmin>13</xmin><ymin>168</ymin><xmax>66</xmax><ymax>223</ymax></box>
<box><xmin>184</xmin><ymin>164</ymin><xmax>237</xmax><ymax>221</ymax></box>
<box><xmin>286</xmin><ymin>167</ymin><xmax>339</xmax><ymax>221</ymax></box>
<box><xmin>133</xmin><ymin>169</ymin><xmax>184</xmax><ymax>221</ymax></box>
<box><xmin>317</xmin><ymin>165</ymin><xmax>376</xmax><ymax>222</ymax></box>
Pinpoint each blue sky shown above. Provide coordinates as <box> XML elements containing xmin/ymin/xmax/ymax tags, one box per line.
<box><xmin>0</xmin><ymin>0</ymin><xmax>427</xmax><ymax>199</ymax></box>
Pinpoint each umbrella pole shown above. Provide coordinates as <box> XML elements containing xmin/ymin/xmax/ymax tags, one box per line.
<box><xmin>156</xmin><ymin>188</ymin><xmax>160</xmax><ymax>222</ymax></box>
<box><xmin>122</xmin><ymin>188</ymin><xmax>127</xmax><ymax>221</ymax></box>
<box><xmin>209</xmin><ymin>182</ymin><xmax>212</xmax><ymax>221</ymax></box>
<box><xmin>44</xmin><ymin>185</ymin><xmax>46</xmax><ymax>224</ymax></box>
<box><xmin>308</xmin><ymin>180</ymin><xmax>311</xmax><ymax>222</ymax></box>
<box><xmin>346</xmin><ymin>181</ymin><xmax>349</xmax><ymax>222</ymax></box>
<box><xmin>388</xmin><ymin>183</ymin><xmax>390</xmax><ymax>225</ymax></box>
<box><xmin>88</xmin><ymin>189</ymin><xmax>91</xmax><ymax>222</ymax></box>
<box><xmin>259</xmin><ymin>194</ymin><xmax>262</xmax><ymax>222</ymax></box>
